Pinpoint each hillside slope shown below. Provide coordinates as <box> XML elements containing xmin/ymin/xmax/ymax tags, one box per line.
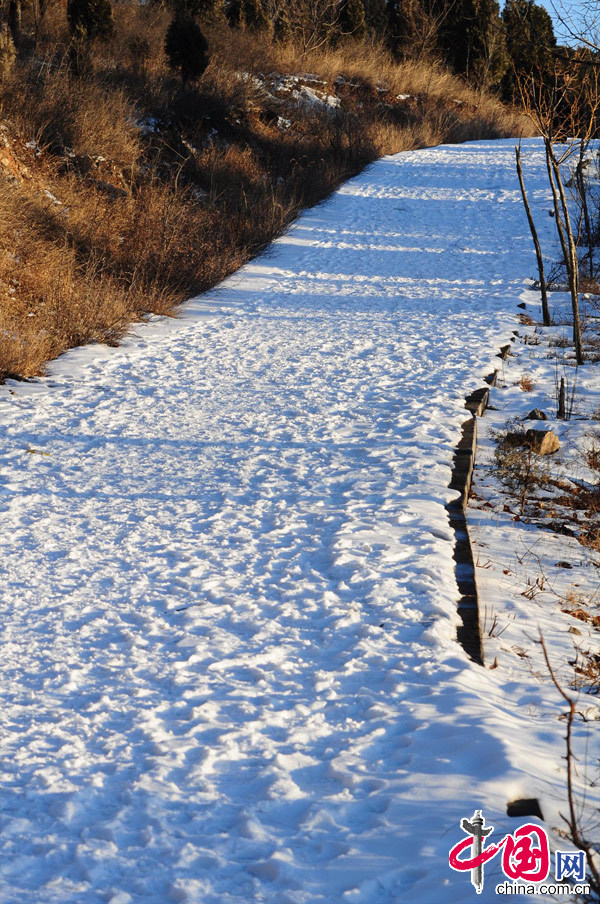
<box><xmin>0</xmin><ymin>12</ymin><xmax>527</xmax><ymax>379</ymax></box>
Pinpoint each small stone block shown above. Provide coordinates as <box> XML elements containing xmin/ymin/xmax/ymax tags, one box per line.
<box><xmin>507</xmin><ymin>798</ymin><xmax>544</xmax><ymax>820</ymax></box>
<box><xmin>525</xmin><ymin>428</ymin><xmax>559</xmax><ymax>455</ymax></box>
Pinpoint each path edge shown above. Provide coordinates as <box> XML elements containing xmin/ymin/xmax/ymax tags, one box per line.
<box><xmin>448</xmin><ymin>341</ymin><xmax>512</xmax><ymax>665</ymax></box>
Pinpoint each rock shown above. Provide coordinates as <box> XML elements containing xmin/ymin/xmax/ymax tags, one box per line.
<box><xmin>507</xmin><ymin>798</ymin><xmax>544</xmax><ymax>820</ymax></box>
<box><xmin>525</xmin><ymin>428</ymin><xmax>559</xmax><ymax>455</ymax></box>
<box><xmin>568</xmin><ymin>626</ymin><xmax>582</xmax><ymax>635</ymax></box>
<box><xmin>525</xmin><ymin>408</ymin><xmax>548</xmax><ymax>421</ymax></box>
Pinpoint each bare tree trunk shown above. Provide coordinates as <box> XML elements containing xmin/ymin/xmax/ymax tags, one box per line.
<box><xmin>540</xmin><ymin>636</ymin><xmax>600</xmax><ymax>899</ymax></box>
<box><xmin>557</xmin><ymin>376</ymin><xmax>565</xmax><ymax>419</ymax></box>
<box><xmin>515</xmin><ymin>144</ymin><xmax>551</xmax><ymax>326</ymax></box>
<box><xmin>7</xmin><ymin>0</ymin><xmax>21</xmax><ymax>44</ymax></box>
<box><xmin>545</xmin><ymin>143</ymin><xmax>569</xmax><ymax>270</ymax></box>
<box><xmin>575</xmin><ymin>138</ymin><xmax>594</xmax><ymax>278</ymax></box>
<box><xmin>546</xmin><ymin>139</ymin><xmax>584</xmax><ymax>364</ymax></box>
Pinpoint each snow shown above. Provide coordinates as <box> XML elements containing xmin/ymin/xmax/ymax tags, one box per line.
<box><xmin>43</xmin><ymin>189</ymin><xmax>62</xmax><ymax>207</ymax></box>
<box><xmin>237</xmin><ymin>71</ymin><xmax>341</xmax><ymax>113</ymax></box>
<box><xmin>0</xmin><ymin>140</ymin><xmax>592</xmax><ymax>903</ymax></box>
<box><xmin>25</xmin><ymin>139</ymin><xmax>42</xmax><ymax>156</ymax></box>
<box><xmin>470</xmin><ymin>286</ymin><xmax>600</xmax><ymax>719</ymax></box>
<box><xmin>270</xmin><ymin>74</ymin><xmax>341</xmax><ymax>110</ymax></box>
<box><xmin>292</xmin><ymin>83</ymin><xmax>340</xmax><ymax>110</ymax></box>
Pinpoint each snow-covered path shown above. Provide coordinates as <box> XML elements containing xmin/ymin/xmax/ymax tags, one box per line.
<box><xmin>1</xmin><ymin>140</ymin><xmax>561</xmax><ymax>903</ymax></box>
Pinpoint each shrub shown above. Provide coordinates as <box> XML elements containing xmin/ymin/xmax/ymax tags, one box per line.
<box><xmin>273</xmin><ymin>6</ymin><xmax>291</xmax><ymax>42</ymax></box>
<box><xmin>493</xmin><ymin>421</ymin><xmax>551</xmax><ymax>514</ymax></box>
<box><xmin>170</xmin><ymin>0</ymin><xmax>216</xmax><ymax>17</ymax></box>
<box><xmin>241</xmin><ymin>0</ymin><xmax>269</xmax><ymax>32</ymax></box>
<box><xmin>67</xmin><ymin>0</ymin><xmax>114</xmax><ymax>40</ymax></box>
<box><xmin>225</xmin><ymin>0</ymin><xmax>241</xmax><ymax>28</ymax></box>
<box><xmin>339</xmin><ymin>0</ymin><xmax>367</xmax><ymax>41</ymax></box>
<box><xmin>165</xmin><ymin>14</ymin><xmax>209</xmax><ymax>84</ymax></box>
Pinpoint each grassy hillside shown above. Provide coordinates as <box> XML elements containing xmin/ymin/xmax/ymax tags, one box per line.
<box><xmin>0</xmin><ymin>8</ymin><xmax>529</xmax><ymax>379</ymax></box>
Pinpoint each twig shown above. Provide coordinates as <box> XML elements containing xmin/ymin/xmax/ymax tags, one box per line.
<box><xmin>539</xmin><ymin>634</ymin><xmax>600</xmax><ymax>896</ymax></box>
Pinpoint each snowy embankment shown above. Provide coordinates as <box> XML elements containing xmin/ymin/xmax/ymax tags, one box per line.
<box><xmin>0</xmin><ymin>140</ymin><xmax>577</xmax><ymax>903</ymax></box>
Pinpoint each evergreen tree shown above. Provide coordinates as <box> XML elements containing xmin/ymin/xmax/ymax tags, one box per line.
<box><xmin>128</xmin><ymin>34</ymin><xmax>151</xmax><ymax>74</ymax></box>
<box><xmin>225</xmin><ymin>0</ymin><xmax>241</xmax><ymax>27</ymax></box>
<box><xmin>339</xmin><ymin>0</ymin><xmax>367</xmax><ymax>40</ymax></box>
<box><xmin>386</xmin><ymin>0</ymin><xmax>405</xmax><ymax>56</ymax></box>
<box><xmin>437</xmin><ymin>0</ymin><xmax>507</xmax><ymax>86</ymax></box>
<box><xmin>7</xmin><ymin>0</ymin><xmax>20</xmax><ymax>45</ymax></box>
<box><xmin>363</xmin><ymin>0</ymin><xmax>387</xmax><ymax>37</ymax></box>
<box><xmin>502</xmin><ymin>0</ymin><xmax>556</xmax><ymax>98</ymax></box>
<box><xmin>172</xmin><ymin>0</ymin><xmax>215</xmax><ymax>16</ymax></box>
<box><xmin>474</xmin><ymin>0</ymin><xmax>509</xmax><ymax>88</ymax></box>
<box><xmin>241</xmin><ymin>0</ymin><xmax>269</xmax><ymax>31</ymax></box>
<box><xmin>436</xmin><ymin>0</ymin><xmax>473</xmax><ymax>74</ymax></box>
<box><xmin>67</xmin><ymin>0</ymin><xmax>114</xmax><ymax>40</ymax></box>
<box><xmin>273</xmin><ymin>5</ymin><xmax>292</xmax><ymax>42</ymax></box>
<box><xmin>165</xmin><ymin>12</ymin><xmax>209</xmax><ymax>83</ymax></box>
<box><xmin>387</xmin><ymin>0</ymin><xmax>443</xmax><ymax>60</ymax></box>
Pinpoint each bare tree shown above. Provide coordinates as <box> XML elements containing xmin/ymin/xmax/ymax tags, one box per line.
<box><xmin>548</xmin><ymin>0</ymin><xmax>600</xmax><ymax>55</ymax></box>
<box><xmin>518</xmin><ymin>61</ymin><xmax>600</xmax><ymax>365</ymax></box>
<box><xmin>540</xmin><ymin>635</ymin><xmax>600</xmax><ymax>900</ymax></box>
<box><xmin>279</xmin><ymin>0</ymin><xmax>341</xmax><ymax>54</ymax></box>
<box><xmin>515</xmin><ymin>140</ymin><xmax>551</xmax><ymax>326</ymax></box>
<box><xmin>574</xmin><ymin>137</ymin><xmax>595</xmax><ymax>279</ymax></box>
<box><xmin>390</xmin><ymin>0</ymin><xmax>463</xmax><ymax>64</ymax></box>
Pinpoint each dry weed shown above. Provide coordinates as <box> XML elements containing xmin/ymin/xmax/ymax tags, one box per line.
<box><xmin>493</xmin><ymin>421</ymin><xmax>551</xmax><ymax>514</ymax></box>
<box><xmin>518</xmin><ymin>374</ymin><xmax>535</xmax><ymax>391</ymax></box>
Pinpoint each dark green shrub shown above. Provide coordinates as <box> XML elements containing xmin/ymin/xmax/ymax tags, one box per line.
<box><xmin>67</xmin><ymin>0</ymin><xmax>114</xmax><ymax>40</ymax></box>
<box><xmin>241</xmin><ymin>0</ymin><xmax>269</xmax><ymax>31</ymax></box>
<box><xmin>165</xmin><ymin>14</ymin><xmax>209</xmax><ymax>84</ymax></box>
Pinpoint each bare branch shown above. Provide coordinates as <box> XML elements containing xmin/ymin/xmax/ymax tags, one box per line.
<box><xmin>539</xmin><ymin>634</ymin><xmax>600</xmax><ymax>896</ymax></box>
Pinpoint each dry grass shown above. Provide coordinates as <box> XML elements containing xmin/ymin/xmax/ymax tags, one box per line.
<box><xmin>492</xmin><ymin>421</ymin><xmax>552</xmax><ymax>514</ymax></box>
<box><xmin>585</xmin><ymin>437</ymin><xmax>600</xmax><ymax>473</ymax></box>
<box><xmin>560</xmin><ymin>590</ymin><xmax>600</xmax><ymax>694</ymax></box>
<box><xmin>0</xmin><ymin>180</ymin><xmax>147</xmax><ymax>376</ymax></box>
<box><xmin>0</xmin><ymin>8</ymin><xmax>529</xmax><ymax>379</ymax></box>
<box><xmin>518</xmin><ymin>374</ymin><xmax>535</xmax><ymax>391</ymax></box>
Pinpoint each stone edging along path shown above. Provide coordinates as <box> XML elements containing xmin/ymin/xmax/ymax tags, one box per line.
<box><xmin>449</xmin><ymin>340</ymin><xmax>514</xmax><ymax>666</ymax></box>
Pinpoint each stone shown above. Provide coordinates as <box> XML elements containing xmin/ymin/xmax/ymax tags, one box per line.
<box><xmin>525</xmin><ymin>408</ymin><xmax>548</xmax><ymax>421</ymax></box>
<box><xmin>525</xmin><ymin>428</ymin><xmax>559</xmax><ymax>455</ymax></box>
<box><xmin>507</xmin><ymin>798</ymin><xmax>544</xmax><ymax>820</ymax></box>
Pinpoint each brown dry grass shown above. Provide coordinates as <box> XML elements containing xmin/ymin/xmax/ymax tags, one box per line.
<box><xmin>518</xmin><ymin>374</ymin><xmax>535</xmax><ymax>391</ymax></box>
<box><xmin>560</xmin><ymin>590</ymin><xmax>600</xmax><ymax>694</ymax></box>
<box><xmin>0</xmin><ymin>8</ymin><xmax>529</xmax><ymax>380</ymax></box>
